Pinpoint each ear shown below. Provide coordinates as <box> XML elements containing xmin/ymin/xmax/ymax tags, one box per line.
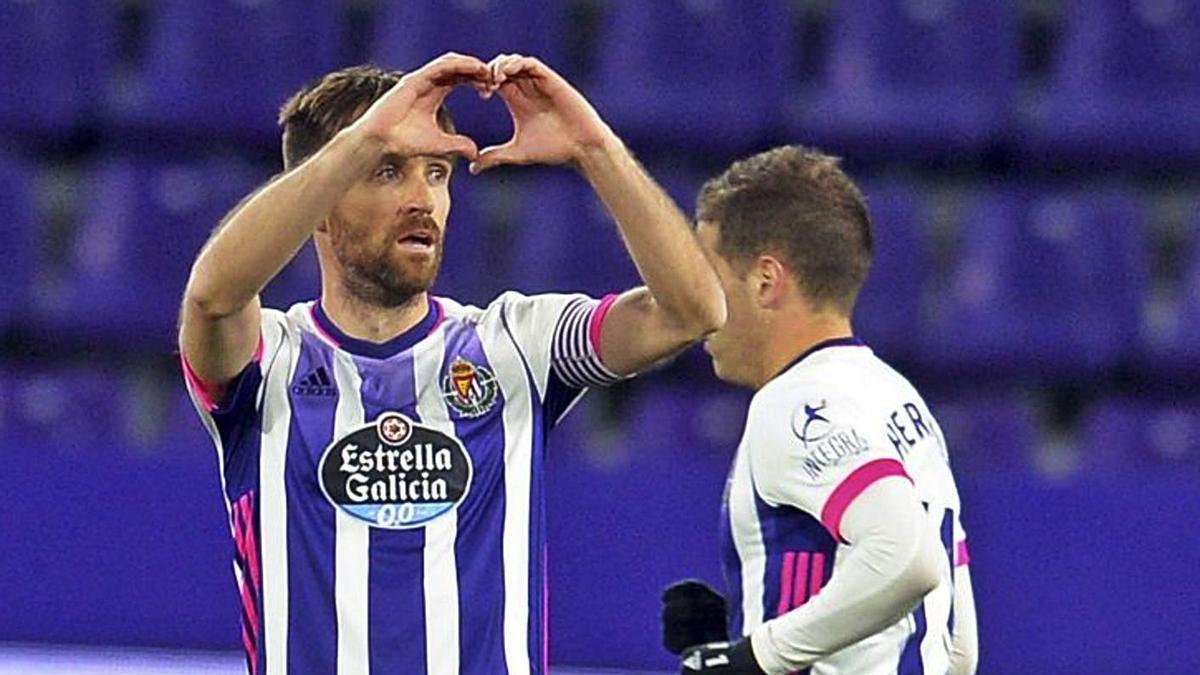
<box><xmin>752</xmin><ymin>254</ymin><xmax>790</xmax><ymax>309</ymax></box>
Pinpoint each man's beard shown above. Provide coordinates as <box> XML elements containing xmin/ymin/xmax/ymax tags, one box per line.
<box><xmin>332</xmin><ymin>220</ymin><xmax>443</xmax><ymax>308</ymax></box>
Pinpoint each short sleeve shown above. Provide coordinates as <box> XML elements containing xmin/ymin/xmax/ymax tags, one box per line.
<box><xmin>499</xmin><ymin>291</ymin><xmax>624</xmax><ymax>424</ymax></box>
<box><xmin>747</xmin><ymin>387</ymin><xmax>912</xmax><ymax>543</ymax></box>
<box><xmin>181</xmin><ymin>308</ymin><xmax>290</xmax><ymax>465</ymax></box>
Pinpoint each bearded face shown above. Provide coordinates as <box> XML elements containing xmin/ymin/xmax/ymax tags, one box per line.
<box><xmin>323</xmin><ymin>155</ymin><xmax>453</xmax><ymax>308</ymax></box>
<box><xmin>330</xmin><ymin>210</ymin><xmax>444</xmax><ymax>307</ymax></box>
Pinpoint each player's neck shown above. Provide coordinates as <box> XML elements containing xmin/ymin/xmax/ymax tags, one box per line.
<box><xmin>756</xmin><ymin>311</ymin><xmax>854</xmax><ymax>389</ymax></box>
<box><xmin>320</xmin><ymin>288</ymin><xmax>430</xmax><ymax>344</ymax></box>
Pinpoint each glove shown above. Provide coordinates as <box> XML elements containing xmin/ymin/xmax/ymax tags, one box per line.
<box><xmin>661</xmin><ymin>579</ymin><xmax>729</xmax><ymax>656</ymax></box>
<box><xmin>680</xmin><ymin>639</ymin><xmax>768</xmax><ymax>674</ymax></box>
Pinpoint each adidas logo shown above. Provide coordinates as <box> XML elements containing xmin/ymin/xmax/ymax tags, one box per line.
<box><xmin>292</xmin><ymin>366</ymin><xmax>337</xmax><ymax>397</ymax></box>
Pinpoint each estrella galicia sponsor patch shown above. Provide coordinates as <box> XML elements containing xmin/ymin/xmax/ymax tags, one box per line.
<box><xmin>791</xmin><ymin>401</ymin><xmax>872</xmax><ymax>483</ymax></box>
<box><xmin>317</xmin><ymin>412</ymin><xmax>473</xmax><ymax>530</ymax></box>
<box><xmin>441</xmin><ymin>356</ymin><xmax>498</xmax><ymax>419</ymax></box>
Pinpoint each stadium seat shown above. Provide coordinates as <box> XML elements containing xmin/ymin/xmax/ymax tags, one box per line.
<box><xmin>925</xmin><ymin>390</ymin><xmax>1039</xmax><ymax>474</ymax></box>
<box><xmin>369</xmin><ymin>1</ymin><xmax>569</xmax><ymax>146</ymax></box>
<box><xmin>105</xmin><ymin>0</ymin><xmax>340</xmax><ymax>142</ymax></box>
<box><xmin>0</xmin><ymin>154</ymin><xmax>35</xmax><ymax>328</ymax></box>
<box><xmin>853</xmin><ymin>181</ymin><xmax>926</xmax><ymax>363</ymax></box>
<box><xmin>1137</xmin><ymin>204</ymin><xmax>1200</xmax><ymax>377</ymax></box>
<box><xmin>790</xmin><ymin>0</ymin><xmax>1018</xmax><ymax>158</ymax></box>
<box><xmin>504</xmin><ymin>170</ymin><xmax>640</xmax><ymax>298</ymax></box>
<box><xmin>1017</xmin><ymin>0</ymin><xmax>1200</xmax><ymax>164</ymax></box>
<box><xmin>0</xmin><ymin>0</ymin><xmax>110</xmax><ymax>134</ymax></box>
<box><xmin>1081</xmin><ymin>397</ymin><xmax>1200</xmax><ymax>471</ymax></box>
<box><xmin>429</xmin><ymin>175</ymin><xmax>505</xmax><ymax>308</ymax></box>
<box><xmin>5</xmin><ymin>367</ymin><xmax>127</xmax><ymax>446</ymax></box>
<box><xmin>36</xmin><ymin>156</ymin><xmax>264</xmax><ymax>348</ymax></box>
<box><xmin>921</xmin><ymin>188</ymin><xmax>1146</xmax><ymax>380</ymax></box>
<box><xmin>587</xmin><ymin>0</ymin><xmax>790</xmax><ymax>152</ymax></box>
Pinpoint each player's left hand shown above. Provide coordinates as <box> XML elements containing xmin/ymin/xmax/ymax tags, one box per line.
<box><xmin>469</xmin><ymin>53</ymin><xmax>613</xmax><ymax>174</ymax></box>
<box><xmin>680</xmin><ymin>640</ymin><xmax>768</xmax><ymax>675</ymax></box>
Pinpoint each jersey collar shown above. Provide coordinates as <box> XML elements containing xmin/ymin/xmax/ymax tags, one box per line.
<box><xmin>769</xmin><ymin>336</ymin><xmax>866</xmax><ymax>383</ymax></box>
<box><xmin>310</xmin><ymin>295</ymin><xmax>444</xmax><ymax>359</ymax></box>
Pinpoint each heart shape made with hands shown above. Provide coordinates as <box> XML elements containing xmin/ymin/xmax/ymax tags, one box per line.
<box><xmin>399</xmin><ymin>52</ymin><xmax>609</xmax><ymax>176</ymax></box>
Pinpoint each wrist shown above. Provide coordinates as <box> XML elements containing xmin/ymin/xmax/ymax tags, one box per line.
<box><xmin>573</xmin><ymin>126</ymin><xmax>624</xmax><ymax>178</ymax></box>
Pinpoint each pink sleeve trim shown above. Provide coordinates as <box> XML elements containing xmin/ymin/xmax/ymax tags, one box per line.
<box><xmin>588</xmin><ymin>293</ymin><xmax>620</xmax><ymax>361</ymax></box>
<box><xmin>819</xmin><ymin>458</ymin><xmax>912</xmax><ymax>543</ymax></box>
<box><xmin>180</xmin><ymin>334</ymin><xmax>264</xmax><ymax>414</ymax></box>
<box><xmin>181</xmin><ymin>353</ymin><xmax>218</xmax><ymax>413</ymax></box>
<box><xmin>956</xmin><ymin>540</ymin><xmax>971</xmax><ymax>567</ymax></box>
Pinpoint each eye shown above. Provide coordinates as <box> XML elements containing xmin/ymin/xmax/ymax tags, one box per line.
<box><xmin>427</xmin><ymin>163</ymin><xmax>450</xmax><ymax>186</ymax></box>
<box><xmin>376</xmin><ymin>163</ymin><xmax>399</xmax><ymax>181</ymax></box>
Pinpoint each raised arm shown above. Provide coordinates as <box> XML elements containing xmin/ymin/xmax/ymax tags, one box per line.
<box><xmin>470</xmin><ymin>54</ymin><xmax>726</xmax><ymax>376</ymax></box>
<box><xmin>179</xmin><ymin>53</ymin><xmax>488</xmax><ymax>397</ymax></box>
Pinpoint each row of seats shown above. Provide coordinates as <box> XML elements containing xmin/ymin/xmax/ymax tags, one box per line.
<box><xmin>3</xmin><ymin>0</ymin><xmax>1200</xmax><ymax>160</ymax></box>
<box><xmin>0</xmin><ymin>368</ymin><xmax>1194</xmax><ymax>478</ymax></box>
<box><xmin>2</xmin><ymin>152</ymin><xmax>1197</xmax><ymax>381</ymax></box>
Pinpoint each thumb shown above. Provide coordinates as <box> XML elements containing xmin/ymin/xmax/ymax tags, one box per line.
<box><xmin>470</xmin><ymin>140</ymin><xmax>522</xmax><ymax>174</ymax></box>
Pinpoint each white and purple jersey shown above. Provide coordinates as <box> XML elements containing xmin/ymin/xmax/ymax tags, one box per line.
<box><xmin>722</xmin><ymin>338</ymin><xmax>970</xmax><ymax>675</ymax></box>
<box><xmin>182</xmin><ymin>291</ymin><xmax>620</xmax><ymax>675</ymax></box>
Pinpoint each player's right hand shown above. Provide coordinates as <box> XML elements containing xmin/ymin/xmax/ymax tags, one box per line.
<box><xmin>348</xmin><ymin>51</ymin><xmax>490</xmax><ymax>160</ymax></box>
<box><xmin>662</xmin><ymin>579</ymin><xmax>730</xmax><ymax>656</ymax></box>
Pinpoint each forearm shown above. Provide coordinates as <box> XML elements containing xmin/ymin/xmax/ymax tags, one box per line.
<box><xmin>576</xmin><ymin>134</ymin><xmax>725</xmax><ymax>333</ymax></box>
<box><xmin>750</xmin><ymin>481</ymin><xmax>942</xmax><ymax>673</ymax></box>
<box><xmin>949</xmin><ymin>565</ymin><xmax>978</xmax><ymax>675</ymax></box>
<box><xmin>185</xmin><ymin>128</ymin><xmax>383</xmax><ymax>317</ymax></box>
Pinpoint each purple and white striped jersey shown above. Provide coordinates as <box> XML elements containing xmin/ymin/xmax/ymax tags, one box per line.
<box><xmin>183</xmin><ymin>291</ymin><xmax>620</xmax><ymax>675</ymax></box>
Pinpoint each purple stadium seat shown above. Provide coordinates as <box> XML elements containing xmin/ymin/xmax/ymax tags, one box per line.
<box><xmin>429</xmin><ymin>174</ymin><xmax>505</xmax><ymax>308</ymax></box>
<box><xmin>1138</xmin><ymin>205</ymin><xmax>1200</xmax><ymax>376</ymax></box>
<box><xmin>1018</xmin><ymin>0</ymin><xmax>1200</xmax><ymax>163</ymax></box>
<box><xmin>505</xmin><ymin>170</ymin><xmax>640</xmax><ymax>298</ymax></box>
<box><xmin>1082</xmin><ymin>397</ymin><xmax>1200</xmax><ymax>472</ymax></box>
<box><xmin>106</xmin><ymin>0</ymin><xmax>340</xmax><ymax>142</ymax></box>
<box><xmin>0</xmin><ymin>0</ymin><xmax>110</xmax><ymax>134</ymax></box>
<box><xmin>922</xmin><ymin>188</ymin><xmax>1146</xmax><ymax>380</ymax></box>
<box><xmin>925</xmin><ymin>390</ymin><xmax>1039</xmax><ymax>474</ymax></box>
<box><xmin>792</xmin><ymin>0</ymin><xmax>1018</xmax><ymax>157</ymax></box>
<box><xmin>37</xmin><ymin>157</ymin><xmax>264</xmax><ymax>348</ymax></box>
<box><xmin>588</xmin><ymin>0</ymin><xmax>791</xmax><ymax>152</ymax></box>
<box><xmin>0</xmin><ymin>154</ymin><xmax>35</xmax><ymax>327</ymax></box>
<box><xmin>369</xmin><ymin>1</ymin><xmax>568</xmax><ymax>146</ymax></box>
<box><xmin>853</xmin><ymin>181</ymin><xmax>926</xmax><ymax>363</ymax></box>
<box><xmin>6</xmin><ymin>368</ymin><xmax>126</xmax><ymax>446</ymax></box>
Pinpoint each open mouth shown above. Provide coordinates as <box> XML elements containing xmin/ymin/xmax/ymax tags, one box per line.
<box><xmin>396</xmin><ymin>229</ymin><xmax>437</xmax><ymax>252</ymax></box>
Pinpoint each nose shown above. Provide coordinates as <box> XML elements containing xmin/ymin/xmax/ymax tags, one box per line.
<box><xmin>400</xmin><ymin>174</ymin><xmax>435</xmax><ymax>218</ymax></box>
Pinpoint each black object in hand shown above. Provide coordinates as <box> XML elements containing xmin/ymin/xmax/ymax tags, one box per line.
<box><xmin>661</xmin><ymin>579</ymin><xmax>729</xmax><ymax>656</ymax></box>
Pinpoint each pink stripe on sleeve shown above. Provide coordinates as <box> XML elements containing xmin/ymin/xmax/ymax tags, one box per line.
<box><xmin>778</xmin><ymin>551</ymin><xmax>796</xmax><ymax>615</ymax></box>
<box><xmin>588</xmin><ymin>293</ymin><xmax>620</xmax><ymax>361</ymax></box>
<box><xmin>956</xmin><ymin>540</ymin><xmax>971</xmax><ymax>567</ymax></box>
<box><xmin>820</xmin><ymin>458</ymin><xmax>912</xmax><ymax>543</ymax></box>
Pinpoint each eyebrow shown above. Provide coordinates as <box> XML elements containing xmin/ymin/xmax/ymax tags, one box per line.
<box><xmin>378</xmin><ymin>152</ymin><xmax>455</xmax><ymax>168</ymax></box>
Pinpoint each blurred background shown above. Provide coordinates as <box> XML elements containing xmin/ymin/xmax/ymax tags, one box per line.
<box><xmin>2</xmin><ymin>0</ymin><xmax>1199</xmax><ymax>673</ymax></box>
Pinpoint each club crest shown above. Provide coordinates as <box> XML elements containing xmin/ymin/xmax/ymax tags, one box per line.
<box><xmin>441</xmin><ymin>356</ymin><xmax>498</xmax><ymax>418</ymax></box>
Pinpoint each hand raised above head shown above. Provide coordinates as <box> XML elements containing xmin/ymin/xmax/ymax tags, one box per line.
<box><xmin>469</xmin><ymin>53</ymin><xmax>613</xmax><ymax>174</ymax></box>
<box><xmin>349</xmin><ymin>52</ymin><xmax>492</xmax><ymax>161</ymax></box>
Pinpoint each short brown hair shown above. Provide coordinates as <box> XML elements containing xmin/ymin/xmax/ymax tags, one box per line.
<box><xmin>697</xmin><ymin>145</ymin><xmax>873</xmax><ymax>313</ymax></box>
<box><xmin>278</xmin><ymin>64</ymin><xmax>455</xmax><ymax>170</ymax></box>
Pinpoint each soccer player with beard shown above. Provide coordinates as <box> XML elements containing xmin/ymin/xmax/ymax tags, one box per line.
<box><xmin>179</xmin><ymin>52</ymin><xmax>725</xmax><ymax>675</ymax></box>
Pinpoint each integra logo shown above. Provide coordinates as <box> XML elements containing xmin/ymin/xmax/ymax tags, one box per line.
<box><xmin>317</xmin><ymin>412</ymin><xmax>473</xmax><ymax>529</ymax></box>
